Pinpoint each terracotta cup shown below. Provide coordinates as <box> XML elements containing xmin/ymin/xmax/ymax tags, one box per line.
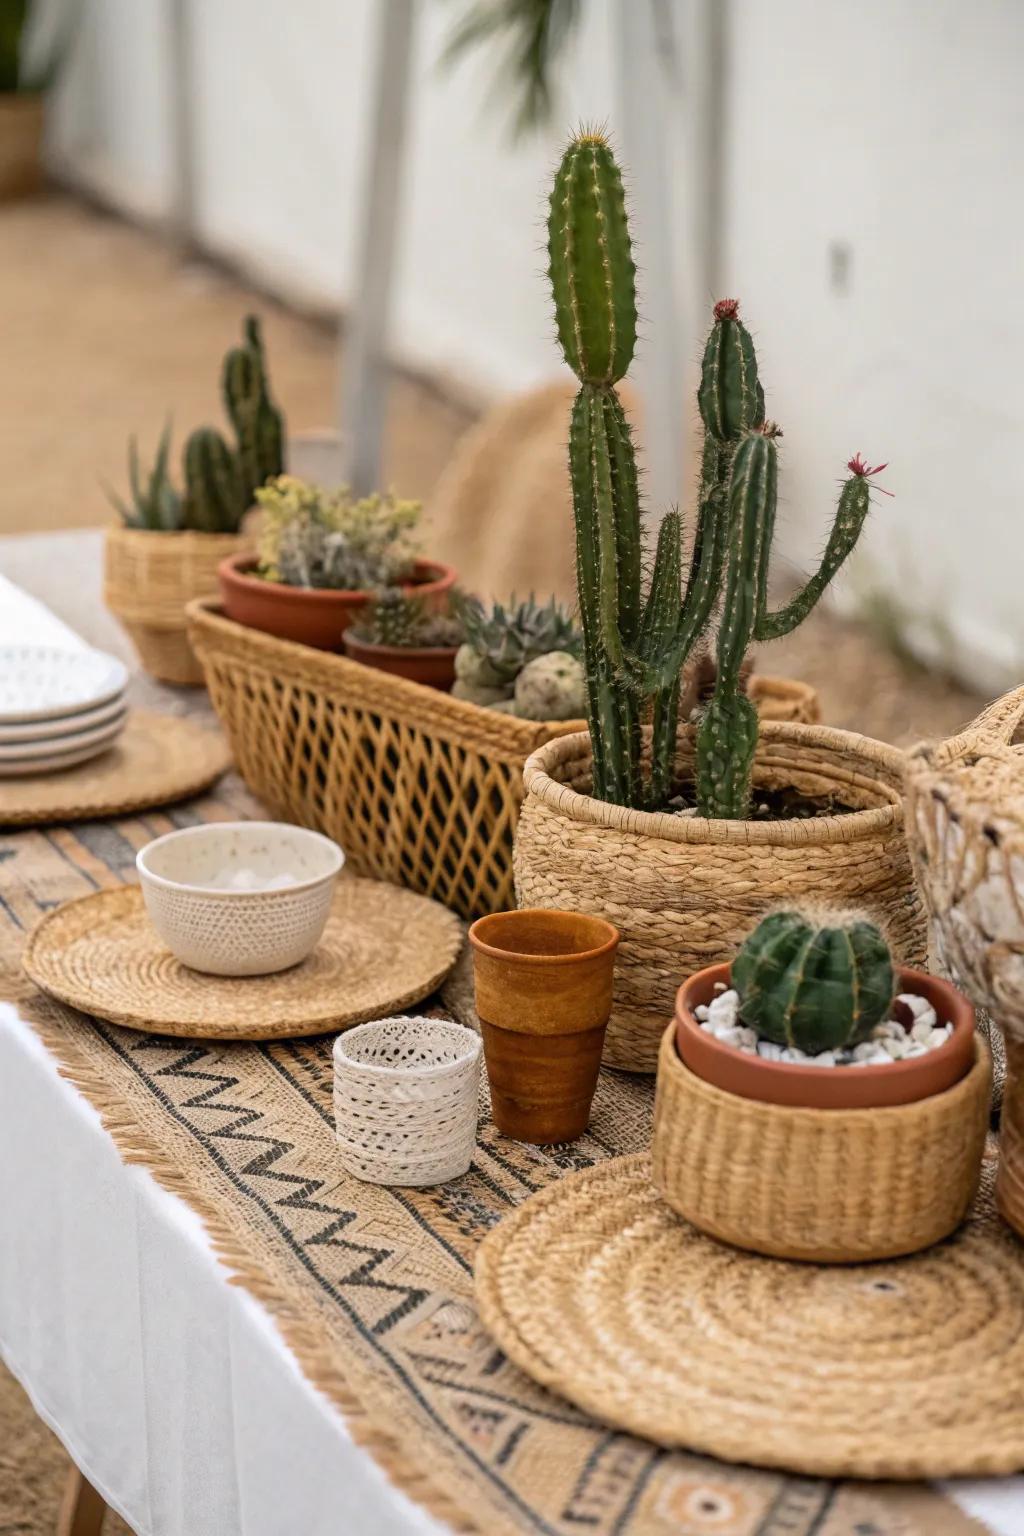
<box><xmin>468</xmin><ymin>908</ymin><xmax>619</xmax><ymax>1144</ymax></box>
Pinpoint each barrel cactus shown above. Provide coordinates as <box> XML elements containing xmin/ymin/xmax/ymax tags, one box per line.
<box><xmin>732</xmin><ymin>908</ymin><xmax>895</xmax><ymax>1055</ymax></box>
<box><xmin>514</xmin><ymin>650</ymin><xmax>586</xmax><ymax>721</ymax></box>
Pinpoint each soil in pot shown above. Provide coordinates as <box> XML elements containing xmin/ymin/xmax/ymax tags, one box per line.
<box><xmin>341</xmin><ymin>631</ymin><xmax>457</xmax><ymax>691</ymax></box>
<box><xmin>667</xmin><ymin>784</ymin><xmax>858</xmax><ymax>821</ymax></box>
<box><xmin>675</xmin><ymin>962</ymin><xmax>976</xmax><ymax>1110</ymax></box>
<box><xmin>218</xmin><ymin>554</ymin><xmax>458</xmax><ymax>651</ymax></box>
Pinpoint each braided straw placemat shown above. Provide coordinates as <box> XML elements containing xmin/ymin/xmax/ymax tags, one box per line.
<box><xmin>475</xmin><ymin>1152</ymin><xmax>1022</xmax><ymax>1481</ymax></box>
<box><xmin>0</xmin><ymin>712</ymin><xmax>231</xmax><ymax>828</ymax></box>
<box><xmin>23</xmin><ymin>876</ymin><xmax>462</xmax><ymax>1039</ymax></box>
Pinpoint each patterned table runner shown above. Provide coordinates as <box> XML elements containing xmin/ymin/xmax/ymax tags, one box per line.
<box><xmin>0</xmin><ymin>778</ymin><xmax>995</xmax><ymax>1536</ymax></box>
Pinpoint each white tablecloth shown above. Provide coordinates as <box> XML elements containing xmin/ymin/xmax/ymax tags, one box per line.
<box><xmin>0</xmin><ymin>553</ymin><xmax>1021</xmax><ymax>1536</ymax></box>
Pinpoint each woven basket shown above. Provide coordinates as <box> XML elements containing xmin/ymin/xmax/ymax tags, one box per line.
<box><xmin>515</xmin><ymin>725</ymin><xmax>927</xmax><ymax>1072</ymax></box>
<box><xmin>651</xmin><ymin>1023</ymin><xmax>991</xmax><ymax>1262</ymax></box>
<box><xmin>904</xmin><ymin>682</ymin><xmax>1024</xmax><ymax>1237</ymax></box>
<box><xmin>332</xmin><ymin>1016</ymin><xmax>482</xmax><ymax>1185</ymax></box>
<box><xmin>105</xmin><ymin>524</ymin><xmax>251</xmax><ymax>685</ymax></box>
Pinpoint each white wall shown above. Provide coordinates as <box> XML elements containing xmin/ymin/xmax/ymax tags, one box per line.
<box><xmin>47</xmin><ymin>0</ymin><xmax>1024</xmax><ymax>692</ymax></box>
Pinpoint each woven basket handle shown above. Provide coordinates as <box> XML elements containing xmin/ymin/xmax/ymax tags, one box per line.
<box><xmin>938</xmin><ymin>683</ymin><xmax>1024</xmax><ymax>764</ymax></box>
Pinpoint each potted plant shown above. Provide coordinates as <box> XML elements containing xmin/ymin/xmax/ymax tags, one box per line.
<box><xmin>342</xmin><ymin>589</ymin><xmax>467</xmax><ymax>690</ymax></box>
<box><xmin>652</xmin><ymin>908</ymin><xmax>991</xmax><ymax>1262</ymax></box>
<box><xmin>219</xmin><ymin>475</ymin><xmax>456</xmax><ymax>651</ymax></box>
<box><xmin>0</xmin><ymin>0</ymin><xmax>68</xmax><ymax>201</ymax></box>
<box><xmin>103</xmin><ymin>315</ymin><xmax>284</xmax><ymax>685</ymax></box>
<box><xmin>513</xmin><ymin>130</ymin><xmax>927</xmax><ymax>1071</ymax></box>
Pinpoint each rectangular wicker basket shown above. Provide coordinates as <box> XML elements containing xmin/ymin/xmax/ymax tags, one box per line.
<box><xmin>187</xmin><ymin>599</ymin><xmax>581</xmax><ymax>919</ymax></box>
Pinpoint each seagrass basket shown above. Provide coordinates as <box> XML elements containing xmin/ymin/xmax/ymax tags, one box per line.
<box><xmin>105</xmin><ymin>525</ymin><xmax>251</xmax><ymax>685</ymax></box>
<box><xmin>187</xmin><ymin>600</ymin><xmax>583</xmax><ymax>918</ymax></box>
<box><xmin>651</xmin><ymin>1024</ymin><xmax>991</xmax><ymax>1262</ymax></box>
<box><xmin>515</xmin><ymin>725</ymin><xmax>928</xmax><ymax>1072</ymax></box>
<box><xmin>904</xmin><ymin>682</ymin><xmax>1024</xmax><ymax>1238</ymax></box>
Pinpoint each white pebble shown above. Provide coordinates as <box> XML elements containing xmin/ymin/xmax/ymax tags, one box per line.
<box><xmin>926</xmin><ymin>1027</ymin><xmax>951</xmax><ymax>1049</ymax></box>
<box><xmin>736</xmin><ymin>1026</ymin><xmax>759</xmax><ymax>1050</ymax></box>
<box><xmin>694</xmin><ymin>1004</ymin><xmax>710</xmax><ymax>1022</ymax></box>
<box><xmin>911</xmin><ymin>1018</ymin><xmax>937</xmax><ymax>1045</ymax></box>
<box><xmin>712</xmin><ymin>980</ymin><xmax>727</xmax><ymax>993</ymax></box>
<box><xmin>707</xmin><ymin>990</ymin><xmax>740</xmax><ymax>1029</ymax></box>
<box><xmin>896</xmin><ymin>993</ymin><xmax>936</xmax><ymax>1023</ymax></box>
<box><xmin>757</xmin><ymin>1041</ymin><xmax>785</xmax><ymax>1061</ymax></box>
<box><xmin>781</xmin><ymin>1046</ymin><xmax>809</xmax><ymax>1063</ymax></box>
<box><xmin>809</xmin><ymin>1051</ymin><xmax>837</xmax><ymax>1068</ymax></box>
<box><xmin>711</xmin><ymin>1024</ymin><xmax>745</xmax><ymax>1047</ymax></box>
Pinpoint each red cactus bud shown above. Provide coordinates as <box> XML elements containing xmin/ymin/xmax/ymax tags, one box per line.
<box><xmin>713</xmin><ymin>298</ymin><xmax>740</xmax><ymax>322</ymax></box>
<box><xmin>847</xmin><ymin>453</ymin><xmax>887</xmax><ymax>478</ymax></box>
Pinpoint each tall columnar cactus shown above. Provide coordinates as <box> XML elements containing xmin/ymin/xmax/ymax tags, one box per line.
<box><xmin>696</xmin><ymin>423</ymin><xmax>884</xmax><ymax>818</ymax></box>
<box><xmin>548</xmin><ymin>132</ymin><xmax>712</xmax><ymax>808</ymax></box>
<box><xmin>182</xmin><ymin>427</ymin><xmax>247</xmax><ymax>533</ymax></box>
<box><xmin>223</xmin><ymin>315</ymin><xmax>286</xmax><ymax>506</ymax></box>
<box><xmin>732</xmin><ymin>908</ymin><xmax>895</xmax><ymax>1054</ymax></box>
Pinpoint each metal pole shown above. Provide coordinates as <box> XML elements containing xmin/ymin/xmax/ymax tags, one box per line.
<box><xmin>616</xmin><ymin>0</ymin><xmax>685</xmax><ymax>517</ymax></box>
<box><xmin>166</xmin><ymin>0</ymin><xmax>197</xmax><ymax>250</ymax></box>
<box><xmin>340</xmin><ymin>0</ymin><xmax>416</xmax><ymax>495</ymax></box>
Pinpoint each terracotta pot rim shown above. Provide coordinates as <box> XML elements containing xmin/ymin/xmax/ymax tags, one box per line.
<box><xmin>468</xmin><ymin>908</ymin><xmax>620</xmax><ymax>966</ymax></box>
<box><xmin>675</xmin><ymin>962</ymin><xmax>975</xmax><ymax>1110</ymax></box>
<box><xmin>219</xmin><ymin>552</ymin><xmax>456</xmax><ymax>606</ymax></box>
<box><xmin>342</xmin><ymin>632</ymin><xmax>460</xmax><ymax>662</ymax></box>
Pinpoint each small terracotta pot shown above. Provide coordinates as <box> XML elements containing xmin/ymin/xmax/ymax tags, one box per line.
<box><xmin>676</xmin><ymin>962</ymin><xmax>976</xmax><ymax>1110</ymax></box>
<box><xmin>341</xmin><ymin>631</ymin><xmax>458</xmax><ymax>691</ymax></box>
<box><xmin>218</xmin><ymin>554</ymin><xmax>458</xmax><ymax>651</ymax></box>
<box><xmin>469</xmin><ymin>909</ymin><xmax>619</xmax><ymax>1144</ymax></box>
<box><xmin>0</xmin><ymin>94</ymin><xmax>44</xmax><ymax>202</ymax></box>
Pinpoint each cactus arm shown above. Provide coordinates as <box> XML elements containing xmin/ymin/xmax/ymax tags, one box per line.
<box><xmin>642</xmin><ymin>511</ymin><xmax>683</xmax><ymax>808</ymax></box>
<box><xmin>697</xmin><ymin>299</ymin><xmax>765</xmax><ymax>444</ymax></box>
<box><xmin>754</xmin><ymin>469</ymin><xmax>873</xmax><ymax>641</ymax></box>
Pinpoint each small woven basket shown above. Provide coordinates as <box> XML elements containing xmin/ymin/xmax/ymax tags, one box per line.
<box><xmin>651</xmin><ymin>1023</ymin><xmax>992</xmax><ymax>1262</ymax></box>
<box><xmin>515</xmin><ymin>724</ymin><xmax>927</xmax><ymax>1072</ymax></box>
<box><xmin>105</xmin><ymin>525</ymin><xmax>251</xmax><ymax>685</ymax></box>
<box><xmin>904</xmin><ymin>682</ymin><xmax>1024</xmax><ymax>1237</ymax></box>
<box><xmin>332</xmin><ymin>1016</ymin><xmax>482</xmax><ymax>1186</ymax></box>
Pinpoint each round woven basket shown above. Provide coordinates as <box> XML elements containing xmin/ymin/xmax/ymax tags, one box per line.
<box><xmin>332</xmin><ymin>1015</ymin><xmax>482</xmax><ymax>1185</ymax></box>
<box><xmin>514</xmin><ymin>724</ymin><xmax>927</xmax><ymax>1072</ymax></box>
<box><xmin>904</xmin><ymin>682</ymin><xmax>1024</xmax><ymax>1237</ymax></box>
<box><xmin>747</xmin><ymin>673</ymin><xmax>820</xmax><ymax>724</ymax></box>
<box><xmin>104</xmin><ymin>524</ymin><xmax>251</xmax><ymax>685</ymax></box>
<box><xmin>651</xmin><ymin>1023</ymin><xmax>991</xmax><ymax>1262</ymax></box>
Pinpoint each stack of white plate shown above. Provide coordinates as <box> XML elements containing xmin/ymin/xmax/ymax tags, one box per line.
<box><xmin>0</xmin><ymin>646</ymin><xmax>130</xmax><ymax>777</ymax></box>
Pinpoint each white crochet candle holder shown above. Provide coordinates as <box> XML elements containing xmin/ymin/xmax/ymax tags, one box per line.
<box><xmin>332</xmin><ymin>1015</ymin><xmax>482</xmax><ymax>1186</ymax></box>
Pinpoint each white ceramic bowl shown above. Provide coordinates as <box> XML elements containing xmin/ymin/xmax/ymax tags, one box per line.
<box><xmin>137</xmin><ymin>822</ymin><xmax>344</xmax><ymax>976</ymax></box>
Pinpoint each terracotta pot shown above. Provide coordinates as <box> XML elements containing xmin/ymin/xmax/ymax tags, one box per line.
<box><xmin>676</xmin><ymin>962</ymin><xmax>975</xmax><ymax>1110</ymax></box>
<box><xmin>0</xmin><ymin>94</ymin><xmax>44</xmax><ymax>202</ymax></box>
<box><xmin>341</xmin><ymin>631</ymin><xmax>457</xmax><ymax>691</ymax></box>
<box><xmin>998</xmin><ymin>1034</ymin><xmax>1024</xmax><ymax>1239</ymax></box>
<box><xmin>469</xmin><ymin>908</ymin><xmax>619</xmax><ymax>1145</ymax></box>
<box><xmin>218</xmin><ymin>554</ymin><xmax>458</xmax><ymax>651</ymax></box>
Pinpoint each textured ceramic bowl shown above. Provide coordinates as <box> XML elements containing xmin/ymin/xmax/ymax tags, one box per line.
<box><xmin>137</xmin><ymin>822</ymin><xmax>344</xmax><ymax>976</ymax></box>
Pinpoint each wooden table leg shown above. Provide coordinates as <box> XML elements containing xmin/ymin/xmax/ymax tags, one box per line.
<box><xmin>57</xmin><ymin>1464</ymin><xmax>108</xmax><ymax>1536</ymax></box>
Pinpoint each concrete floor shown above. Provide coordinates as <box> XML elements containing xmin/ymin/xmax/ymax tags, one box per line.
<box><xmin>0</xmin><ymin>192</ymin><xmax>990</xmax><ymax>1536</ymax></box>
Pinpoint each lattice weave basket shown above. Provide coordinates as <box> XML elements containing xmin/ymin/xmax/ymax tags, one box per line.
<box><xmin>105</xmin><ymin>525</ymin><xmax>251</xmax><ymax>685</ymax></box>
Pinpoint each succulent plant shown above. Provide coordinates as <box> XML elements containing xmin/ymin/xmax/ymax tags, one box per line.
<box><xmin>105</xmin><ymin>420</ymin><xmax>183</xmax><ymax>530</ymax></box>
<box><xmin>514</xmin><ymin>650</ymin><xmax>586</xmax><ymax>721</ymax></box>
<box><xmin>732</xmin><ymin>908</ymin><xmax>895</xmax><ymax>1055</ymax></box>
<box><xmin>351</xmin><ymin>588</ymin><xmax>465</xmax><ymax>649</ymax></box>
<box><xmin>222</xmin><ymin>315</ymin><xmax>286</xmax><ymax>506</ymax></box>
<box><xmin>255</xmin><ymin>476</ymin><xmax>421</xmax><ymax>591</ymax></box>
<box><xmin>182</xmin><ymin>426</ymin><xmax>248</xmax><ymax>533</ymax></box>
<box><xmin>460</xmin><ymin>594</ymin><xmax>580</xmax><ymax>690</ymax></box>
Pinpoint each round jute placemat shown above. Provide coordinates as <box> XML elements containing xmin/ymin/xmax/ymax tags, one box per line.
<box><xmin>23</xmin><ymin>878</ymin><xmax>463</xmax><ymax>1040</ymax></box>
<box><xmin>0</xmin><ymin>712</ymin><xmax>231</xmax><ymax>828</ymax></box>
<box><xmin>475</xmin><ymin>1152</ymin><xmax>1024</xmax><ymax>1480</ymax></box>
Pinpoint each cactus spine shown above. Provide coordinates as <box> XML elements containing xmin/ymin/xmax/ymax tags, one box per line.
<box><xmin>183</xmin><ymin>427</ymin><xmax>246</xmax><ymax>533</ymax></box>
<box><xmin>549</xmin><ymin>132</ymin><xmax>710</xmax><ymax>808</ymax></box>
<box><xmin>732</xmin><ymin>908</ymin><xmax>895</xmax><ymax>1054</ymax></box>
<box><xmin>223</xmin><ymin>315</ymin><xmax>285</xmax><ymax>506</ymax></box>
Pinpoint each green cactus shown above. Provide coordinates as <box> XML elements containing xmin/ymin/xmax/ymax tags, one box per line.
<box><xmin>222</xmin><ymin>315</ymin><xmax>286</xmax><ymax>505</ymax></box>
<box><xmin>696</xmin><ymin>422</ymin><xmax>883</xmax><ymax>818</ymax></box>
<box><xmin>182</xmin><ymin>427</ymin><xmax>247</xmax><ymax>533</ymax></box>
<box><xmin>732</xmin><ymin>908</ymin><xmax>895</xmax><ymax>1054</ymax></box>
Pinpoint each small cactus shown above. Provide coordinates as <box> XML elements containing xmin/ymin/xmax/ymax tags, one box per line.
<box><xmin>514</xmin><ymin>650</ymin><xmax>586</xmax><ymax>721</ymax></box>
<box><xmin>732</xmin><ymin>908</ymin><xmax>895</xmax><ymax>1055</ymax></box>
<box><xmin>182</xmin><ymin>427</ymin><xmax>247</xmax><ymax>533</ymax></box>
<box><xmin>106</xmin><ymin>420</ymin><xmax>183</xmax><ymax>530</ymax></box>
<box><xmin>460</xmin><ymin>594</ymin><xmax>580</xmax><ymax>688</ymax></box>
<box><xmin>222</xmin><ymin>315</ymin><xmax>286</xmax><ymax>505</ymax></box>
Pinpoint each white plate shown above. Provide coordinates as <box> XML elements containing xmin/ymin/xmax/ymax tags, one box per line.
<box><xmin>0</xmin><ymin>694</ymin><xmax>127</xmax><ymax>745</ymax></box>
<box><xmin>0</xmin><ymin>646</ymin><xmax>129</xmax><ymax>725</ymax></box>
<box><xmin>0</xmin><ymin>714</ymin><xmax>125</xmax><ymax>765</ymax></box>
<box><xmin>0</xmin><ymin>736</ymin><xmax>122</xmax><ymax>778</ymax></box>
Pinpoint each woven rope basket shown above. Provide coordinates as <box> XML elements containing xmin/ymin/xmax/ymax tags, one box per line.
<box><xmin>514</xmin><ymin>724</ymin><xmax>927</xmax><ymax>1072</ymax></box>
<box><xmin>105</xmin><ymin>524</ymin><xmax>251</xmax><ymax>685</ymax></box>
<box><xmin>904</xmin><ymin>682</ymin><xmax>1024</xmax><ymax>1237</ymax></box>
<box><xmin>332</xmin><ymin>1016</ymin><xmax>482</xmax><ymax>1185</ymax></box>
<box><xmin>651</xmin><ymin>1023</ymin><xmax>991</xmax><ymax>1262</ymax></box>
